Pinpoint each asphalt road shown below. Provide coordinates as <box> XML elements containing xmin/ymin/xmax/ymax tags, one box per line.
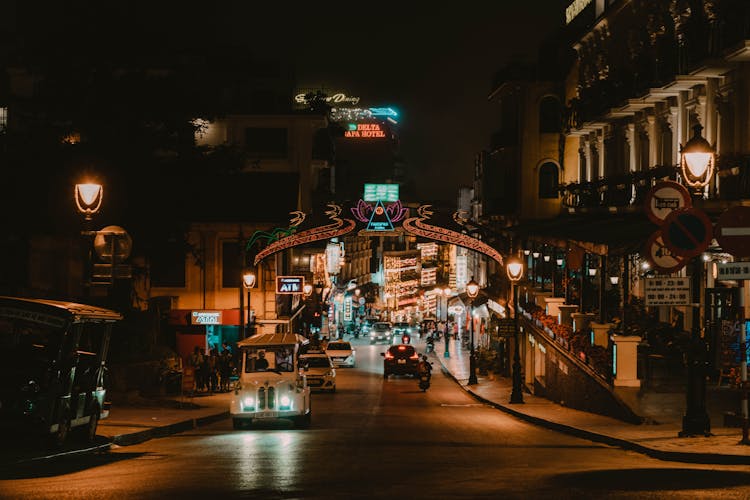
<box><xmin>2</xmin><ymin>339</ymin><xmax>750</xmax><ymax>499</ymax></box>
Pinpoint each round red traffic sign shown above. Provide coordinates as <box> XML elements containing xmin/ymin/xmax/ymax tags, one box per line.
<box><xmin>643</xmin><ymin>181</ymin><xmax>692</xmax><ymax>226</ymax></box>
<box><xmin>645</xmin><ymin>231</ymin><xmax>687</xmax><ymax>274</ymax></box>
<box><xmin>715</xmin><ymin>206</ymin><xmax>750</xmax><ymax>258</ymax></box>
<box><xmin>661</xmin><ymin>207</ymin><xmax>713</xmax><ymax>258</ymax></box>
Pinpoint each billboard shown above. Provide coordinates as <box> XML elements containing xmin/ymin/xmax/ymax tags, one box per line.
<box><xmin>364</xmin><ymin>184</ymin><xmax>399</xmax><ymax>202</ymax></box>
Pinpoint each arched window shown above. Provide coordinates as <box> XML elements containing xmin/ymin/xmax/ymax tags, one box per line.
<box><xmin>538</xmin><ymin>162</ymin><xmax>559</xmax><ymax>199</ymax></box>
<box><xmin>539</xmin><ymin>96</ymin><xmax>561</xmax><ymax>133</ymax></box>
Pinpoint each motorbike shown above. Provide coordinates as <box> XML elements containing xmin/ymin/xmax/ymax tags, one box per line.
<box><xmin>425</xmin><ymin>336</ymin><xmax>435</xmax><ymax>353</ymax></box>
<box><xmin>418</xmin><ymin>373</ymin><xmax>431</xmax><ymax>391</ymax></box>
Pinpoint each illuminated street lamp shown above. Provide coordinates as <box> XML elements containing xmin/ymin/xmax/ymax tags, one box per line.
<box><xmin>242</xmin><ymin>270</ymin><xmax>256</xmax><ymax>338</ymax></box>
<box><xmin>678</xmin><ymin>125</ymin><xmax>714</xmax><ymax>438</ymax></box>
<box><xmin>303</xmin><ymin>283</ymin><xmax>313</xmax><ymax>297</ymax></box>
<box><xmin>74</xmin><ymin>181</ymin><xmax>103</xmax><ymax>297</ymax></box>
<box><xmin>466</xmin><ymin>277</ymin><xmax>479</xmax><ymax>385</ymax></box>
<box><xmin>680</xmin><ymin>124</ymin><xmax>715</xmax><ymax>193</ymax></box>
<box><xmin>75</xmin><ymin>183</ymin><xmax>103</xmax><ymax>221</ymax></box>
<box><xmin>506</xmin><ymin>256</ymin><xmax>525</xmax><ymax>404</ymax></box>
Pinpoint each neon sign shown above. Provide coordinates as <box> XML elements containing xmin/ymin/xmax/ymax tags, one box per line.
<box><xmin>294</xmin><ymin>92</ymin><xmax>360</xmax><ymax>105</ymax></box>
<box><xmin>363</xmin><ymin>184</ymin><xmax>399</xmax><ymax>202</ymax></box>
<box><xmin>344</xmin><ymin>123</ymin><xmax>386</xmax><ymax>138</ymax></box>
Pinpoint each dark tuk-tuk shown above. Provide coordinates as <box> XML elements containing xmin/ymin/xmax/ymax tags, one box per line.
<box><xmin>0</xmin><ymin>296</ymin><xmax>122</xmax><ymax>446</ymax></box>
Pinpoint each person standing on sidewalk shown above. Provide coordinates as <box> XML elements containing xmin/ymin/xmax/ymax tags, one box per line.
<box><xmin>189</xmin><ymin>346</ymin><xmax>204</xmax><ymax>393</ymax></box>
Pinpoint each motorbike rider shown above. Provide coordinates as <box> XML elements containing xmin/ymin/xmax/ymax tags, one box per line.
<box><xmin>417</xmin><ymin>355</ymin><xmax>432</xmax><ymax>379</ymax></box>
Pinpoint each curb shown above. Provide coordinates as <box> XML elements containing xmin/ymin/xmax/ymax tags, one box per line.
<box><xmin>435</xmin><ymin>357</ymin><xmax>750</xmax><ymax>466</ymax></box>
<box><xmin>112</xmin><ymin>410</ymin><xmax>230</xmax><ymax>446</ymax></box>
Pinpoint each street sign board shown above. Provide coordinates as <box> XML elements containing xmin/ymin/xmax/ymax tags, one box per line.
<box><xmin>276</xmin><ymin>276</ymin><xmax>305</xmax><ymax>294</ymax></box>
<box><xmin>661</xmin><ymin>207</ymin><xmax>713</xmax><ymax>258</ymax></box>
<box><xmin>716</xmin><ymin>262</ymin><xmax>750</xmax><ymax>281</ymax></box>
<box><xmin>715</xmin><ymin>206</ymin><xmax>750</xmax><ymax>258</ymax></box>
<box><xmin>645</xmin><ymin>231</ymin><xmax>687</xmax><ymax>274</ymax></box>
<box><xmin>496</xmin><ymin>318</ymin><xmax>516</xmax><ymax>337</ymax></box>
<box><xmin>644</xmin><ymin>181</ymin><xmax>692</xmax><ymax>226</ymax></box>
<box><xmin>644</xmin><ymin>277</ymin><xmax>691</xmax><ymax>306</ymax></box>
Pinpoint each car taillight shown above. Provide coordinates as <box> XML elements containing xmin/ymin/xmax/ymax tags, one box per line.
<box><xmin>385</xmin><ymin>352</ymin><xmax>394</xmax><ymax>359</ymax></box>
<box><xmin>410</xmin><ymin>353</ymin><xmax>419</xmax><ymax>360</ymax></box>
<box><xmin>398</xmin><ymin>345</ymin><xmax>407</xmax><ymax>351</ymax></box>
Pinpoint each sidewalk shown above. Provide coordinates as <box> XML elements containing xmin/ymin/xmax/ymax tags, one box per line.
<box><xmin>97</xmin><ymin>391</ymin><xmax>231</xmax><ymax>446</ymax></box>
<box><xmin>434</xmin><ymin>338</ymin><xmax>750</xmax><ymax>465</ymax></box>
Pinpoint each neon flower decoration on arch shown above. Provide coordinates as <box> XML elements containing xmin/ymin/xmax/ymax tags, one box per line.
<box><xmin>252</xmin><ymin>204</ymin><xmax>356</xmax><ymax>266</ymax></box>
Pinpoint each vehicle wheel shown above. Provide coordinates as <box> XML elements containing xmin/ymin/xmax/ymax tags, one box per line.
<box><xmin>383</xmin><ymin>373</ymin><xmax>388</xmax><ymax>379</ymax></box>
<box><xmin>296</xmin><ymin>411</ymin><xmax>312</xmax><ymax>429</ymax></box>
<box><xmin>78</xmin><ymin>405</ymin><xmax>99</xmax><ymax>443</ymax></box>
<box><xmin>331</xmin><ymin>386</ymin><xmax>336</xmax><ymax>393</ymax></box>
<box><xmin>232</xmin><ymin>418</ymin><xmax>245</xmax><ymax>430</ymax></box>
<box><xmin>370</xmin><ymin>341</ymin><xmax>375</xmax><ymax>345</ymax></box>
<box><xmin>49</xmin><ymin>416</ymin><xmax>70</xmax><ymax>448</ymax></box>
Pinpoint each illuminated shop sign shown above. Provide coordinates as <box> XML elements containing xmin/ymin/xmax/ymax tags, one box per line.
<box><xmin>294</xmin><ymin>92</ymin><xmax>360</xmax><ymax>105</ymax></box>
<box><xmin>344</xmin><ymin>123</ymin><xmax>386</xmax><ymax>138</ymax></box>
<box><xmin>369</xmin><ymin>107</ymin><xmax>398</xmax><ymax>118</ymax></box>
<box><xmin>276</xmin><ymin>276</ymin><xmax>305</xmax><ymax>294</ymax></box>
<box><xmin>364</xmin><ymin>184</ymin><xmax>399</xmax><ymax>202</ymax></box>
<box><xmin>191</xmin><ymin>310</ymin><xmax>223</xmax><ymax>325</ymax></box>
<box><xmin>566</xmin><ymin>0</ymin><xmax>593</xmax><ymax>24</ymax></box>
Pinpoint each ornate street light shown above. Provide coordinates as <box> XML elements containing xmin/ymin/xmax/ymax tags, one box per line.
<box><xmin>242</xmin><ymin>270</ymin><xmax>256</xmax><ymax>338</ymax></box>
<box><xmin>678</xmin><ymin>125</ymin><xmax>714</xmax><ymax>438</ymax></box>
<box><xmin>506</xmin><ymin>256</ymin><xmax>525</xmax><ymax>404</ymax></box>
<box><xmin>74</xmin><ymin>181</ymin><xmax>103</xmax><ymax>298</ymax></box>
<box><xmin>466</xmin><ymin>277</ymin><xmax>479</xmax><ymax>385</ymax></box>
<box><xmin>680</xmin><ymin>124</ymin><xmax>715</xmax><ymax>192</ymax></box>
<box><xmin>74</xmin><ymin>183</ymin><xmax>103</xmax><ymax>221</ymax></box>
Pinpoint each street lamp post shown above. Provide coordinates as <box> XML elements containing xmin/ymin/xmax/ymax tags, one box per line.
<box><xmin>74</xmin><ymin>182</ymin><xmax>103</xmax><ymax>298</ymax></box>
<box><xmin>507</xmin><ymin>256</ymin><xmax>525</xmax><ymax>404</ymax></box>
<box><xmin>678</xmin><ymin>124</ymin><xmax>715</xmax><ymax>438</ymax></box>
<box><xmin>466</xmin><ymin>277</ymin><xmax>479</xmax><ymax>385</ymax></box>
<box><xmin>242</xmin><ymin>270</ymin><xmax>256</xmax><ymax>339</ymax></box>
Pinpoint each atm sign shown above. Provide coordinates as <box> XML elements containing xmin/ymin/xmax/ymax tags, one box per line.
<box><xmin>276</xmin><ymin>276</ymin><xmax>305</xmax><ymax>294</ymax></box>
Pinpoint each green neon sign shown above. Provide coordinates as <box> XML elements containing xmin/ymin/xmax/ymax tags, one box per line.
<box><xmin>364</xmin><ymin>184</ymin><xmax>399</xmax><ymax>202</ymax></box>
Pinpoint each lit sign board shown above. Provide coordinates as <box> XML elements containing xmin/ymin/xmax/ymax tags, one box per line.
<box><xmin>369</xmin><ymin>107</ymin><xmax>398</xmax><ymax>118</ymax></box>
<box><xmin>191</xmin><ymin>311</ymin><xmax>223</xmax><ymax>325</ymax></box>
<box><xmin>366</xmin><ymin>200</ymin><xmax>395</xmax><ymax>232</ymax></box>
<box><xmin>566</xmin><ymin>0</ymin><xmax>593</xmax><ymax>24</ymax></box>
<box><xmin>294</xmin><ymin>92</ymin><xmax>360</xmax><ymax>106</ymax></box>
<box><xmin>364</xmin><ymin>184</ymin><xmax>399</xmax><ymax>202</ymax></box>
<box><xmin>276</xmin><ymin>276</ymin><xmax>305</xmax><ymax>294</ymax></box>
<box><xmin>344</xmin><ymin>123</ymin><xmax>386</xmax><ymax>138</ymax></box>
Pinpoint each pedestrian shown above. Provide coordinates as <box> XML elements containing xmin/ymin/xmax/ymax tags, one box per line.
<box><xmin>208</xmin><ymin>348</ymin><xmax>219</xmax><ymax>393</ymax></box>
<box><xmin>199</xmin><ymin>347</ymin><xmax>210</xmax><ymax>392</ymax></box>
<box><xmin>219</xmin><ymin>349</ymin><xmax>233</xmax><ymax>392</ymax></box>
<box><xmin>189</xmin><ymin>346</ymin><xmax>204</xmax><ymax>392</ymax></box>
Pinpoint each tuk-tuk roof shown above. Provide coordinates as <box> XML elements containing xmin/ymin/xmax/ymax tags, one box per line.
<box><xmin>236</xmin><ymin>332</ymin><xmax>309</xmax><ymax>348</ymax></box>
<box><xmin>0</xmin><ymin>296</ymin><xmax>123</xmax><ymax>323</ymax></box>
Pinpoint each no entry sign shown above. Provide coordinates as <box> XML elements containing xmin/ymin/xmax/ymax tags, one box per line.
<box><xmin>715</xmin><ymin>206</ymin><xmax>750</xmax><ymax>258</ymax></box>
<box><xmin>661</xmin><ymin>207</ymin><xmax>713</xmax><ymax>258</ymax></box>
<box><xmin>644</xmin><ymin>181</ymin><xmax>692</xmax><ymax>226</ymax></box>
<box><xmin>645</xmin><ymin>231</ymin><xmax>687</xmax><ymax>274</ymax></box>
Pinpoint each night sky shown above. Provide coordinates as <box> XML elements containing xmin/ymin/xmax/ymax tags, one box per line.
<box><xmin>3</xmin><ymin>1</ymin><xmax>566</xmax><ymax>202</ymax></box>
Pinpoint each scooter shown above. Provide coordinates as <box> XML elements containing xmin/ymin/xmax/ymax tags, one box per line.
<box><xmin>425</xmin><ymin>336</ymin><xmax>435</xmax><ymax>354</ymax></box>
<box><xmin>418</xmin><ymin>374</ymin><xmax>431</xmax><ymax>391</ymax></box>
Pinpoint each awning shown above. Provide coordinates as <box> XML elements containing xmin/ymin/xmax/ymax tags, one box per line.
<box><xmin>448</xmin><ymin>291</ymin><xmax>490</xmax><ymax>309</ymax></box>
<box><xmin>503</xmin><ymin>212</ymin><xmax>658</xmax><ymax>256</ymax></box>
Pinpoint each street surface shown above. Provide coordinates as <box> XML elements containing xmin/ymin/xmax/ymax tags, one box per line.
<box><xmin>2</xmin><ymin>338</ymin><xmax>750</xmax><ymax>499</ymax></box>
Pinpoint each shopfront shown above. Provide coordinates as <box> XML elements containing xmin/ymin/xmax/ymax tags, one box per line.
<box><xmin>168</xmin><ymin>309</ymin><xmax>242</xmax><ymax>361</ymax></box>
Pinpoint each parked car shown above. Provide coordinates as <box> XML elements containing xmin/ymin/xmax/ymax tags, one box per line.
<box><xmin>369</xmin><ymin>322</ymin><xmax>393</xmax><ymax>344</ymax></box>
<box><xmin>325</xmin><ymin>341</ymin><xmax>356</xmax><ymax>368</ymax></box>
<box><xmin>381</xmin><ymin>344</ymin><xmax>420</xmax><ymax>378</ymax></box>
<box><xmin>299</xmin><ymin>353</ymin><xmax>336</xmax><ymax>392</ymax></box>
